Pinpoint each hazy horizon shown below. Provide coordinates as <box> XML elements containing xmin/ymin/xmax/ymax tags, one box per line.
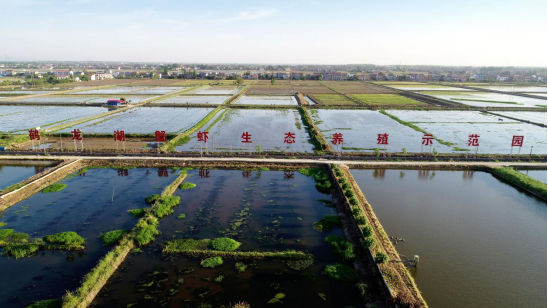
<box><xmin>1</xmin><ymin>0</ymin><xmax>546</xmax><ymax>67</ymax></box>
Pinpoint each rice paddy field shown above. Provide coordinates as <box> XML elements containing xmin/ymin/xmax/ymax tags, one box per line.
<box><xmin>470</xmin><ymin>86</ymin><xmax>547</xmax><ymax>93</ymax></box>
<box><xmin>322</xmin><ymin>81</ymin><xmax>396</xmax><ymax>94</ymax></box>
<box><xmin>309</xmin><ymin>94</ymin><xmax>358</xmax><ymax>106</ymax></box>
<box><xmin>292</xmin><ymin>82</ymin><xmax>334</xmax><ymax>94</ymax></box>
<box><xmin>492</xmin><ymin>111</ymin><xmax>548</xmax><ymax>125</ymax></box>
<box><xmin>58</xmin><ymin>107</ymin><xmax>215</xmax><ymax>135</ymax></box>
<box><xmin>417</xmin><ymin>91</ymin><xmax>547</xmax><ymax>108</ymax></box>
<box><xmin>310</xmin><ymin>109</ymin><xmax>453</xmax><ymax>152</ymax></box>
<box><xmin>158</xmin><ymin>95</ymin><xmax>231</xmax><ymax>105</ymax></box>
<box><xmin>0</xmin><ymin>105</ymin><xmax>108</xmax><ymax>133</ymax></box>
<box><xmin>349</xmin><ymin>94</ymin><xmax>428</xmax><ymax>106</ymax></box>
<box><xmin>0</xmin><ymin>167</ymin><xmax>178</xmax><ymax>307</ymax></box>
<box><xmin>351</xmin><ymin>169</ymin><xmax>546</xmax><ymax>308</ymax></box>
<box><xmin>94</xmin><ymin>169</ymin><xmax>361</xmax><ymax>308</ymax></box>
<box><xmin>233</xmin><ymin>95</ymin><xmax>298</xmax><ymax>106</ymax></box>
<box><xmin>176</xmin><ymin>109</ymin><xmax>314</xmax><ymax>152</ymax></box>
<box><xmin>384</xmin><ymin>110</ymin><xmax>547</xmax><ymax>153</ymax></box>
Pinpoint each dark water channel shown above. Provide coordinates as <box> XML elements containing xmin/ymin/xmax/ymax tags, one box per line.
<box><xmin>95</xmin><ymin>169</ymin><xmax>360</xmax><ymax>307</ymax></box>
<box><xmin>0</xmin><ymin>165</ymin><xmax>51</xmax><ymax>190</ymax></box>
<box><xmin>350</xmin><ymin>169</ymin><xmax>546</xmax><ymax>308</ymax></box>
<box><xmin>0</xmin><ymin>167</ymin><xmax>177</xmax><ymax>307</ymax></box>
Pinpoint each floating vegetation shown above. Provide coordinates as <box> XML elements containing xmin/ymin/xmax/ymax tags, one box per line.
<box><xmin>26</xmin><ymin>298</ymin><xmax>62</xmax><ymax>308</ymax></box>
<box><xmin>180</xmin><ymin>182</ymin><xmax>197</xmax><ymax>190</ymax></box>
<box><xmin>144</xmin><ymin>194</ymin><xmax>161</xmax><ymax>205</ymax></box>
<box><xmin>134</xmin><ymin>217</ymin><xmax>160</xmax><ymax>246</ymax></box>
<box><xmin>318</xmin><ymin>293</ymin><xmax>327</xmax><ymax>301</ymax></box>
<box><xmin>317</xmin><ymin>198</ymin><xmax>334</xmax><ymax>207</ymax></box>
<box><xmin>220</xmin><ymin>179</ymin><xmax>255</xmax><ymax>238</ymax></box>
<box><xmin>209</xmin><ymin>237</ymin><xmax>241</xmax><ymax>251</ymax></box>
<box><xmin>324</xmin><ymin>235</ymin><xmax>355</xmax><ymax>262</ymax></box>
<box><xmin>13</xmin><ymin>205</ymin><xmax>29</xmax><ymax>215</ymax></box>
<box><xmin>287</xmin><ymin>258</ymin><xmax>314</xmax><ymax>270</ymax></box>
<box><xmin>214</xmin><ymin>274</ymin><xmax>225</xmax><ymax>282</ymax></box>
<box><xmin>313</xmin><ymin>215</ymin><xmax>341</xmax><ymax>232</ymax></box>
<box><xmin>201</xmin><ymin>256</ymin><xmax>224</xmax><ymax>268</ymax></box>
<box><xmin>177</xmin><ymin>213</ymin><xmax>187</xmax><ymax>219</ymax></box>
<box><xmin>323</xmin><ymin>264</ymin><xmax>359</xmax><ymax>283</ymax></box>
<box><xmin>151</xmin><ymin>195</ymin><xmax>181</xmax><ymax>218</ymax></box>
<box><xmin>235</xmin><ymin>262</ymin><xmax>247</xmax><ymax>273</ymax></box>
<box><xmin>43</xmin><ymin>231</ymin><xmax>85</xmax><ymax>246</ymax></box>
<box><xmin>0</xmin><ymin>222</ymin><xmax>6</xmax><ymax>227</ymax></box>
<box><xmin>42</xmin><ymin>183</ymin><xmax>67</xmax><ymax>193</ymax></box>
<box><xmin>163</xmin><ymin>238</ymin><xmax>210</xmax><ymax>252</ymax></box>
<box><xmin>127</xmin><ymin>208</ymin><xmax>147</xmax><ymax>218</ymax></box>
<box><xmin>101</xmin><ymin>229</ymin><xmax>130</xmax><ymax>246</ymax></box>
<box><xmin>298</xmin><ymin>168</ymin><xmax>332</xmax><ymax>193</ymax></box>
<box><xmin>267</xmin><ymin>293</ymin><xmax>286</xmax><ymax>304</ymax></box>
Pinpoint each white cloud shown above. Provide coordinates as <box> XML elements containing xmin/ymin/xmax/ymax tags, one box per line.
<box><xmin>213</xmin><ymin>8</ymin><xmax>277</xmax><ymax>24</ymax></box>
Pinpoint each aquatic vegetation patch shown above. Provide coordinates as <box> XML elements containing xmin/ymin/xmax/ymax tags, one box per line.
<box><xmin>235</xmin><ymin>262</ymin><xmax>247</xmax><ymax>273</ymax></box>
<box><xmin>144</xmin><ymin>194</ymin><xmax>161</xmax><ymax>205</ymax></box>
<box><xmin>134</xmin><ymin>223</ymin><xmax>160</xmax><ymax>247</ymax></box>
<box><xmin>323</xmin><ymin>263</ymin><xmax>359</xmax><ymax>283</ymax></box>
<box><xmin>0</xmin><ymin>222</ymin><xmax>6</xmax><ymax>227</ymax></box>
<box><xmin>127</xmin><ymin>208</ymin><xmax>147</xmax><ymax>218</ymax></box>
<box><xmin>209</xmin><ymin>237</ymin><xmax>241</xmax><ymax>251</ymax></box>
<box><xmin>163</xmin><ymin>238</ymin><xmax>210</xmax><ymax>252</ymax></box>
<box><xmin>101</xmin><ymin>230</ymin><xmax>130</xmax><ymax>246</ymax></box>
<box><xmin>43</xmin><ymin>231</ymin><xmax>85</xmax><ymax>246</ymax></box>
<box><xmin>324</xmin><ymin>235</ymin><xmax>356</xmax><ymax>263</ymax></box>
<box><xmin>313</xmin><ymin>215</ymin><xmax>341</xmax><ymax>232</ymax></box>
<box><xmin>201</xmin><ymin>256</ymin><xmax>224</xmax><ymax>268</ymax></box>
<box><xmin>286</xmin><ymin>258</ymin><xmax>314</xmax><ymax>270</ymax></box>
<box><xmin>42</xmin><ymin>183</ymin><xmax>67</xmax><ymax>193</ymax></box>
<box><xmin>151</xmin><ymin>195</ymin><xmax>181</xmax><ymax>218</ymax></box>
<box><xmin>267</xmin><ymin>293</ymin><xmax>286</xmax><ymax>304</ymax></box>
<box><xmin>179</xmin><ymin>182</ymin><xmax>197</xmax><ymax>190</ymax></box>
<box><xmin>177</xmin><ymin>213</ymin><xmax>186</xmax><ymax>219</ymax></box>
<box><xmin>26</xmin><ymin>299</ymin><xmax>62</xmax><ymax>308</ymax></box>
<box><xmin>298</xmin><ymin>167</ymin><xmax>332</xmax><ymax>193</ymax></box>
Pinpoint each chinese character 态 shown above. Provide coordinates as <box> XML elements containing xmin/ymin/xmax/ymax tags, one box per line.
<box><xmin>155</xmin><ymin>130</ymin><xmax>166</xmax><ymax>142</ymax></box>
<box><xmin>72</xmin><ymin>129</ymin><xmax>83</xmax><ymax>141</ymax></box>
<box><xmin>114</xmin><ymin>130</ymin><xmax>126</xmax><ymax>142</ymax></box>
<box><xmin>241</xmin><ymin>131</ymin><xmax>252</xmax><ymax>143</ymax></box>
<box><xmin>284</xmin><ymin>132</ymin><xmax>296</xmax><ymax>144</ymax></box>
<box><xmin>332</xmin><ymin>133</ymin><xmax>343</xmax><ymax>145</ymax></box>
<box><xmin>377</xmin><ymin>133</ymin><xmax>389</xmax><ymax>145</ymax></box>
<box><xmin>511</xmin><ymin>135</ymin><xmax>524</xmax><ymax>147</ymax></box>
<box><xmin>28</xmin><ymin>129</ymin><xmax>40</xmax><ymax>141</ymax></box>
<box><xmin>197</xmin><ymin>131</ymin><xmax>209</xmax><ymax>143</ymax></box>
<box><xmin>422</xmin><ymin>134</ymin><xmax>434</xmax><ymax>146</ymax></box>
<box><xmin>468</xmin><ymin>134</ymin><xmax>480</xmax><ymax>147</ymax></box>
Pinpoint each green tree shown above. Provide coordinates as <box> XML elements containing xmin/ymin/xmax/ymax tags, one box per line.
<box><xmin>271</xmin><ymin>77</ymin><xmax>275</xmax><ymax>85</ymax></box>
<box><xmin>236</xmin><ymin>76</ymin><xmax>244</xmax><ymax>86</ymax></box>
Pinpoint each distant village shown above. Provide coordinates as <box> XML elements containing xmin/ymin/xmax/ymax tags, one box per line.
<box><xmin>0</xmin><ymin>61</ymin><xmax>546</xmax><ymax>84</ymax></box>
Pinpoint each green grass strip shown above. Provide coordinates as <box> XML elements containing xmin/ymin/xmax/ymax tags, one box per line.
<box><xmin>491</xmin><ymin>167</ymin><xmax>547</xmax><ymax>198</ymax></box>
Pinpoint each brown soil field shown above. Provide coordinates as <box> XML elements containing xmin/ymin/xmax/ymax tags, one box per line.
<box><xmin>255</xmin><ymin>79</ymin><xmax>292</xmax><ymax>86</ymax></box>
<box><xmin>173</xmin><ymin>80</ymin><xmax>255</xmax><ymax>86</ymax></box>
<box><xmin>293</xmin><ymin>84</ymin><xmax>334</xmax><ymax>94</ymax></box>
<box><xmin>130</xmin><ymin>79</ymin><xmax>187</xmax><ymax>86</ymax></box>
<box><xmin>246</xmin><ymin>85</ymin><xmax>295</xmax><ymax>95</ymax></box>
<box><xmin>324</xmin><ymin>81</ymin><xmax>397</xmax><ymax>94</ymax></box>
<box><xmin>17</xmin><ymin>137</ymin><xmax>155</xmax><ymax>151</ymax></box>
<box><xmin>57</xmin><ymin>79</ymin><xmax>135</xmax><ymax>87</ymax></box>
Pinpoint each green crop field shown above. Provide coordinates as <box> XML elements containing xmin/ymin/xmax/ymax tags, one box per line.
<box><xmin>349</xmin><ymin>94</ymin><xmax>428</xmax><ymax>106</ymax></box>
<box><xmin>310</xmin><ymin>94</ymin><xmax>358</xmax><ymax>105</ymax></box>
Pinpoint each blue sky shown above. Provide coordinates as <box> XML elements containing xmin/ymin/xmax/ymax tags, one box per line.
<box><xmin>1</xmin><ymin>0</ymin><xmax>546</xmax><ymax>66</ymax></box>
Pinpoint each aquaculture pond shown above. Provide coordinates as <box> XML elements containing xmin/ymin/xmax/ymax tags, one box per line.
<box><xmin>95</xmin><ymin>169</ymin><xmax>361</xmax><ymax>307</ymax></box>
<box><xmin>310</xmin><ymin>109</ymin><xmax>453</xmax><ymax>153</ymax></box>
<box><xmin>350</xmin><ymin>169</ymin><xmax>547</xmax><ymax>308</ymax></box>
<box><xmin>493</xmin><ymin>111</ymin><xmax>548</xmax><ymax>126</ymax></box>
<box><xmin>0</xmin><ymin>165</ymin><xmax>50</xmax><ymax>190</ymax></box>
<box><xmin>59</xmin><ymin>107</ymin><xmax>214</xmax><ymax>135</ymax></box>
<box><xmin>74</xmin><ymin>87</ymin><xmax>149</xmax><ymax>95</ymax></box>
<box><xmin>0</xmin><ymin>105</ymin><xmax>108</xmax><ymax>133</ymax></box>
<box><xmin>418</xmin><ymin>91</ymin><xmax>546</xmax><ymax>108</ymax></box>
<box><xmin>12</xmin><ymin>95</ymin><xmax>159</xmax><ymax>104</ymax></box>
<box><xmin>385</xmin><ymin>110</ymin><xmax>547</xmax><ymax>154</ymax></box>
<box><xmin>0</xmin><ymin>167</ymin><xmax>177</xmax><ymax>307</ymax></box>
<box><xmin>233</xmin><ymin>95</ymin><xmax>298</xmax><ymax>106</ymax></box>
<box><xmin>159</xmin><ymin>95</ymin><xmax>231</xmax><ymax>105</ymax></box>
<box><xmin>517</xmin><ymin>169</ymin><xmax>547</xmax><ymax>184</ymax></box>
<box><xmin>176</xmin><ymin>109</ymin><xmax>315</xmax><ymax>152</ymax></box>
<box><xmin>131</xmin><ymin>87</ymin><xmax>186</xmax><ymax>95</ymax></box>
<box><xmin>471</xmin><ymin>86</ymin><xmax>547</xmax><ymax>93</ymax></box>
<box><xmin>190</xmin><ymin>86</ymin><xmax>240</xmax><ymax>95</ymax></box>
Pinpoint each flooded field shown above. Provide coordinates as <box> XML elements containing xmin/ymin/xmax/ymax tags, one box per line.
<box><xmin>176</xmin><ymin>109</ymin><xmax>314</xmax><ymax>152</ymax></box>
<box><xmin>0</xmin><ymin>106</ymin><xmax>107</xmax><ymax>133</ymax></box>
<box><xmin>389</xmin><ymin>85</ymin><xmax>472</xmax><ymax>91</ymax></box>
<box><xmin>131</xmin><ymin>87</ymin><xmax>186</xmax><ymax>95</ymax></box>
<box><xmin>12</xmin><ymin>95</ymin><xmax>158</xmax><ymax>104</ymax></box>
<box><xmin>418</xmin><ymin>91</ymin><xmax>546</xmax><ymax>108</ymax></box>
<box><xmin>351</xmin><ymin>169</ymin><xmax>547</xmax><ymax>308</ymax></box>
<box><xmin>59</xmin><ymin>107</ymin><xmax>214</xmax><ymax>134</ymax></box>
<box><xmin>310</xmin><ymin>109</ymin><xmax>452</xmax><ymax>152</ymax></box>
<box><xmin>74</xmin><ymin>87</ymin><xmax>149</xmax><ymax>95</ymax></box>
<box><xmin>0</xmin><ymin>167</ymin><xmax>177</xmax><ymax>307</ymax></box>
<box><xmin>471</xmin><ymin>86</ymin><xmax>547</xmax><ymax>93</ymax></box>
<box><xmin>159</xmin><ymin>95</ymin><xmax>230</xmax><ymax>104</ymax></box>
<box><xmin>0</xmin><ymin>165</ymin><xmax>49</xmax><ymax>190</ymax></box>
<box><xmin>493</xmin><ymin>111</ymin><xmax>548</xmax><ymax>125</ymax></box>
<box><xmin>95</xmin><ymin>169</ymin><xmax>360</xmax><ymax>307</ymax></box>
<box><xmin>233</xmin><ymin>95</ymin><xmax>298</xmax><ymax>106</ymax></box>
<box><xmin>0</xmin><ymin>91</ymin><xmax>57</xmax><ymax>95</ymax></box>
<box><xmin>189</xmin><ymin>86</ymin><xmax>240</xmax><ymax>95</ymax></box>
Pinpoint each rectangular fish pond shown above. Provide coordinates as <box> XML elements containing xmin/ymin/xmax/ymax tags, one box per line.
<box><xmin>93</xmin><ymin>168</ymin><xmax>368</xmax><ymax>307</ymax></box>
<box><xmin>58</xmin><ymin>107</ymin><xmax>215</xmax><ymax>135</ymax></box>
<box><xmin>176</xmin><ymin>109</ymin><xmax>316</xmax><ymax>153</ymax></box>
<box><xmin>0</xmin><ymin>167</ymin><xmax>178</xmax><ymax>307</ymax></box>
<box><xmin>417</xmin><ymin>91</ymin><xmax>547</xmax><ymax>108</ymax></box>
<box><xmin>12</xmin><ymin>95</ymin><xmax>159</xmax><ymax>104</ymax></box>
<box><xmin>158</xmin><ymin>96</ymin><xmax>231</xmax><ymax>105</ymax></box>
<box><xmin>350</xmin><ymin>169</ymin><xmax>547</xmax><ymax>308</ymax></box>
<box><xmin>0</xmin><ymin>164</ymin><xmax>53</xmax><ymax>191</ymax></box>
